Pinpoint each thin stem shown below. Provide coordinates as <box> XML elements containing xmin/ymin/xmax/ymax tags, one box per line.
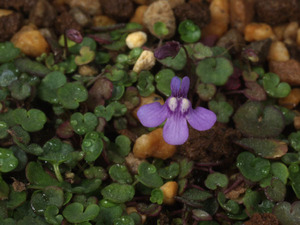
<box><xmin>53</xmin><ymin>163</ymin><xmax>63</xmax><ymax>182</ymax></box>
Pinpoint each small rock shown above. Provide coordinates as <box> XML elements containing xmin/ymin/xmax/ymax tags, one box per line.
<box><xmin>244</xmin><ymin>23</ymin><xmax>275</xmax><ymax>42</ymax></box>
<box><xmin>69</xmin><ymin>7</ymin><xmax>91</xmax><ymax>28</ymax></box>
<box><xmin>133</xmin><ymin>50</ymin><xmax>155</xmax><ymax>73</ymax></box>
<box><xmin>255</xmin><ymin>0</ymin><xmax>298</xmax><ymax>26</ymax></box>
<box><xmin>125</xmin><ymin>152</ymin><xmax>146</xmax><ymax>174</ymax></box>
<box><xmin>100</xmin><ymin>0</ymin><xmax>134</xmax><ymax>22</ymax></box>
<box><xmin>230</xmin><ymin>0</ymin><xmax>255</xmax><ymax>33</ymax></box>
<box><xmin>268</xmin><ymin>41</ymin><xmax>290</xmax><ymax>62</ymax></box>
<box><xmin>93</xmin><ymin>15</ymin><xmax>116</xmax><ymax>27</ymax></box>
<box><xmin>278</xmin><ymin>88</ymin><xmax>300</xmax><ymax>109</ymax></box>
<box><xmin>126</xmin><ymin>31</ymin><xmax>147</xmax><ymax>49</ymax></box>
<box><xmin>0</xmin><ymin>12</ymin><xmax>23</xmax><ymax>42</ymax></box>
<box><xmin>68</xmin><ymin>0</ymin><xmax>102</xmax><ymax>15</ymax></box>
<box><xmin>173</xmin><ymin>1</ymin><xmax>210</xmax><ymax>28</ymax></box>
<box><xmin>269</xmin><ymin>59</ymin><xmax>300</xmax><ymax>86</ymax></box>
<box><xmin>160</xmin><ymin>181</ymin><xmax>178</xmax><ymax>204</ymax></box>
<box><xmin>0</xmin><ymin>0</ymin><xmax>37</xmax><ymax>13</ymax></box>
<box><xmin>11</xmin><ymin>24</ymin><xmax>50</xmax><ymax>57</ymax></box>
<box><xmin>294</xmin><ymin>115</ymin><xmax>300</xmax><ymax>130</ymax></box>
<box><xmin>78</xmin><ymin>65</ymin><xmax>98</xmax><ymax>76</ymax></box>
<box><xmin>143</xmin><ymin>0</ymin><xmax>176</xmax><ymax>39</ymax></box>
<box><xmin>133</xmin><ymin>128</ymin><xmax>176</xmax><ymax>160</ymax></box>
<box><xmin>167</xmin><ymin>0</ymin><xmax>185</xmax><ymax>8</ymax></box>
<box><xmin>216</xmin><ymin>29</ymin><xmax>245</xmax><ymax>55</ymax></box>
<box><xmin>130</xmin><ymin>5</ymin><xmax>148</xmax><ymax>26</ymax></box>
<box><xmin>29</xmin><ymin>0</ymin><xmax>57</xmax><ymax>27</ymax></box>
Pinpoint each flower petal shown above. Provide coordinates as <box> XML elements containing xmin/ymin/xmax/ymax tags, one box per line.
<box><xmin>163</xmin><ymin>114</ymin><xmax>189</xmax><ymax>145</ymax></box>
<box><xmin>137</xmin><ymin>102</ymin><xmax>168</xmax><ymax>127</ymax></box>
<box><xmin>181</xmin><ymin>76</ymin><xmax>190</xmax><ymax>97</ymax></box>
<box><xmin>171</xmin><ymin>76</ymin><xmax>181</xmax><ymax>97</ymax></box>
<box><xmin>186</xmin><ymin>107</ymin><xmax>217</xmax><ymax>131</ymax></box>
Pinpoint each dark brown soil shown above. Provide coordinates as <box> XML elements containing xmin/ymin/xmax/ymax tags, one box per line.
<box><xmin>100</xmin><ymin>0</ymin><xmax>134</xmax><ymax>22</ymax></box>
<box><xmin>173</xmin><ymin>1</ymin><xmax>210</xmax><ymax>28</ymax></box>
<box><xmin>0</xmin><ymin>12</ymin><xmax>23</xmax><ymax>42</ymax></box>
<box><xmin>255</xmin><ymin>0</ymin><xmax>298</xmax><ymax>25</ymax></box>
<box><xmin>177</xmin><ymin>123</ymin><xmax>242</xmax><ymax>164</ymax></box>
<box><xmin>244</xmin><ymin>213</ymin><xmax>279</xmax><ymax>225</ymax></box>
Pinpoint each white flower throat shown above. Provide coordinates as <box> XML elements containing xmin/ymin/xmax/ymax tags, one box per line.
<box><xmin>168</xmin><ymin>97</ymin><xmax>190</xmax><ymax>113</ymax></box>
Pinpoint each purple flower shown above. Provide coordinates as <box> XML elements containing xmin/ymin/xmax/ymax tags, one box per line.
<box><xmin>137</xmin><ymin>76</ymin><xmax>217</xmax><ymax>145</ymax></box>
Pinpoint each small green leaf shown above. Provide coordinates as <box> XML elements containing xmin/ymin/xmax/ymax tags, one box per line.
<box><xmin>289</xmin><ymin>131</ymin><xmax>300</xmax><ymax>151</ymax></box>
<box><xmin>264</xmin><ymin>178</ymin><xmax>286</xmax><ymax>202</ymax></box>
<box><xmin>109</xmin><ymin>164</ymin><xmax>132</xmax><ymax>184</ymax></box>
<box><xmin>217</xmin><ymin>192</ymin><xmax>240</xmax><ymax>214</ymax></box>
<box><xmin>57</xmin><ymin>82</ymin><xmax>88</xmax><ymax>109</ymax></box>
<box><xmin>82</xmin><ymin>131</ymin><xmax>103</xmax><ymax>162</ymax></box>
<box><xmin>6</xmin><ymin>187</ymin><xmax>26</xmax><ymax>210</ymax></box>
<box><xmin>205</xmin><ymin>172</ymin><xmax>228</xmax><ymax>190</ymax></box>
<box><xmin>153</xmin><ymin>22</ymin><xmax>169</xmax><ymax>38</ymax></box>
<box><xmin>196</xmin><ymin>83</ymin><xmax>216</xmax><ymax>101</ymax></box>
<box><xmin>155</xmin><ymin>69</ymin><xmax>175</xmax><ymax>97</ymax></box>
<box><xmin>150</xmin><ymin>188</ymin><xmax>164</xmax><ymax>205</ymax></box>
<box><xmin>137</xmin><ymin>71</ymin><xmax>155</xmax><ymax>97</ymax></box>
<box><xmin>0</xmin><ymin>148</ymin><xmax>18</xmax><ymax>173</ymax></box>
<box><xmin>178</xmin><ymin>20</ymin><xmax>201</xmax><ymax>43</ymax></box>
<box><xmin>233</xmin><ymin>101</ymin><xmax>285</xmax><ymax>138</ymax></box>
<box><xmin>70</xmin><ymin>112</ymin><xmax>98</xmax><ymax>135</ymax></box>
<box><xmin>63</xmin><ymin>203</ymin><xmax>100</xmax><ymax>223</ymax></box>
<box><xmin>135</xmin><ymin>162</ymin><xmax>163</xmax><ymax>188</ymax></box>
<box><xmin>237</xmin><ymin>152</ymin><xmax>270</xmax><ymax>182</ymax></box>
<box><xmin>0</xmin><ymin>42</ymin><xmax>20</xmax><ymax>63</ymax></box>
<box><xmin>75</xmin><ymin>46</ymin><xmax>95</xmax><ymax>65</ymax></box>
<box><xmin>38</xmin><ymin>71</ymin><xmax>67</xmax><ymax>104</ymax></box>
<box><xmin>273</xmin><ymin>201</ymin><xmax>300</xmax><ymax>225</ymax></box>
<box><xmin>208</xmin><ymin>99</ymin><xmax>233</xmax><ymax>123</ymax></box>
<box><xmin>178</xmin><ymin>158</ymin><xmax>194</xmax><ymax>179</ymax></box>
<box><xmin>101</xmin><ymin>183</ymin><xmax>135</xmax><ymax>204</ymax></box>
<box><xmin>0</xmin><ymin>63</ymin><xmax>18</xmax><ymax>87</ymax></box>
<box><xmin>14</xmin><ymin>58</ymin><xmax>51</xmax><ymax>77</ymax></box>
<box><xmin>182</xmin><ymin>188</ymin><xmax>212</xmax><ymax>202</ymax></box>
<box><xmin>94</xmin><ymin>105</ymin><xmax>114</xmax><ymax>121</ymax></box>
<box><xmin>196</xmin><ymin>57</ymin><xmax>233</xmax><ymax>86</ymax></box>
<box><xmin>263</xmin><ymin>72</ymin><xmax>291</xmax><ymax>98</ymax></box>
<box><xmin>158</xmin><ymin>48</ymin><xmax>187</xmax><ymax>71</ymax></box>
<box><xmin>69</xmin><ymin>37</ymin><xmax>97</xmax><ymax>54</ymax></box>
<box><xmin>44</xmin><ymin>205</ymin><xmax>63</xmax><ymax>225</ymax></box>
<box><xmin>13</xmin><ymin>108</ymin><xmax>47</xmax><ymax>132</ymax></box>
<box><xmin>9</xmin><ymin>80</ymin><xmax>31</xmax><ymax>100</ymax></box>
<box><xmin>158</xmin><ymin>162</ymin><xmax>180</xmax><ymax>180</ymax></box>
<box><xmin>0</xmin><ymin>121</ymin><xmax>8</xmax><ymax>139</ymax></box>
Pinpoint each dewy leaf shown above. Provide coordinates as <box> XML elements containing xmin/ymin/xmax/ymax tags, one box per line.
<box><xmin>235</xmin><ymin>138</ymin><xmax>288</xmax><ymax>159</ymax></box>
<box><xmin>196</xmin><ymin>57</ymin><xmax>233</xmax><ymax>86</ymax></box>
<box><xmin>0</xmin><ymin>148</ymin><xmax>18</xmax><ymax>173</ymax></box>
<box><xmin>233</xmin><ymin>101</ymin><xmax>285</xmax><ymax>138</ymax></box>
<box><xmin>273</xmin><ymin>201</ymin><xmax>300</xmax><ymax>225</ymax></box>
<box><xmin>44</xmin><ymin>205</ymin><xmax>63</xmax><ymax>225</ymax></box>
<box><xmin>81</xmin><ymin>131</ymin><xmax>103</xmax><ymax>162</ymax></box>
<box><xmin>178</xmin><ymin>20</ymin><xmax>201</xmax><ymax>43</ymax></box>
<box><xmin>109</xmin><ymin>164</ymin><xmax>132</xmax><ymax>184</ymax></box>
<box><xmin>26</xmin><ymin>162</ymin><xmax>59</xmax><ymax>187</ymax></box>
<box><xmin>0</xmin><ymin>42</ymin><xmax>20</xmax><ymax>63</ymax></box>
<box><xmin>237</xmin><ymin>152</ymin><xmax>270</xmax><ymax>182</ymax></box>
<box><xmin>263</xmin><ymin>72</ymin><xmax>291</xmax><ymax>98</ymax></box>
<box><xmin>101</xmin><ymin>183</ymin><xmax>135</xmax><ymax>204</ymax></box>
<box><xmin>288</xmin><ymin>131</ymin><xmax>300</xmax><ymax>152</ymax></box>
<box><xmin>70</xmin><ymin>112</ymin><xmax>98</xmax><ymax>135</ymax></box>
<box><xmin>62</xmin><ymin>203</ymin><xmax>100</xmax><ymax>223</ymax></box>
<box><xmin>57</xmin><ymin>82</ymin><xmax>88</xmax><ymax>109</ymax></box>
<box><xmin>0</xmin><ymin>63</ymin><xmax>18</xmax><ymax>87</ymax></box>
<box><xmin>38</xmin><ymin>71</ymin><xmax>67</xmax><ymax>104</ymax></box>
<box><xmin>135</xmin><ymin>162</ymin><xmax>163</xmax><ymax>188</ymax></box>
<box><xmin>13</xmin><ymin>108</ymin><xmax>47</xmax><ymax>132</ymax></box>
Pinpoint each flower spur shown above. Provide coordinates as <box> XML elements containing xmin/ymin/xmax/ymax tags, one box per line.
<box><xmin>137</xmin><ymin>76</ymin><xmax>217</xmax><ymax>145</ymax></box>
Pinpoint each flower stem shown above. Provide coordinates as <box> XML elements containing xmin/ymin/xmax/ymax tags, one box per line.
<box><xmin>53</xmin><ymin>163</ymin><xmax>63</xmax><ymax>182</ymax></box>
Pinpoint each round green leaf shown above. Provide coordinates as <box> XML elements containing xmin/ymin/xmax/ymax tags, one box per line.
<box><xmin>208</xmin><ymin>100</ymin><xmax>233</xmax><ymax>123</ymax></box>
<box><xmin>205</xmin><ymin>172</ymin><xmax>228</xmax><ymax>190</ymax></box>
<box><xmin>63</xmin><ymin>203</ymin><xmax>100</xmax><ymax>223</ymax></box>
<box><xmin>135</xmin><ymin>162</ymin><xmax>163</xmax><ymax>188</ymax></box>
<box><xmin>0</xmin><ymin>42</ymin><xmax>20</xmax><ymax>64</ymax></box>
<box><xmin>13</xmin><ymin>108</ymin><xmax>46</xmax><ymax>132</ymax></box>
<box><xmin>137</xmin><ymin>71</ymin><xmax>155</xmax><ymax>97</ymax></box>
<box><xmin>264</xmin><ymin>178</ymin><xmax>286</xmax><ymax>202</ymax></box>
<box><xmin>150</xmin><ymin>188</ymin><xmax>164</xmax><ymax>205</ymax></box>
<box><xmin>273</xmin><ymin>201</ymin><xmax>300</xmax><ymax>225</ymax></box>
<box><xmin>233</xmin><ymin>101</ymin><xmax>285</xmax><ymax>138</ymax></box>
<box><xmin>178</xmin><ymin>20</ymin><xmax>201</xmax><ymax>43</ymax></box>
<box><xmin>70</xmin><ymin>112</ymin><xmax>98</xmax><ymax>135</ymax></box>
<box><xmin>109</xmin><ymin>164</ymin><xmax>133</xmax><ymax>184</ymax></box>
<box><xmin>0</xmin><ymin>148</ymin><xmax>18</xmax><ymax>173</ymax></box>
<box><xmin>153</xmin><ymin>22</ymin><xmax>169</xmax><ymax>38</ymax></box>
<box><xmin>196</xmin><ymin>57</ymin><xmax>233</xmax><ymax>86</ymax></box>
<box><xmin>38</xmin><ymin>71</ymin><xmax>67</xmax><ymax>104</ymax></box>
<box><xmin>289</xmin><ymin>131</ymin><xmax>300</xmax><ymax>151</ymax></box>
<box><xmin>101</xmin><ymin>183</ymin><xmax>135</xmax><ymax>204</ymax></box>
<box><xmin>0</xmin><ymin>121</ymin><xmax>8</xmax><ymax>139</ymax></box>
<box><xmin>26</xmin><ymin>162</ymin><xmax>59</xmax><ymax>187</ymax></box>
<box><xmin>263</xmin><ymin>72</ymin><xmax>291</xmax><ymax>98</ymax></box>
<box><xmin>44</xmin><ymin>205</ymin><xmax>63</xmax><ymax>225</ymax></box>
<box><xmin>158</xmin><ymin>162</ymin><xmax>179</xmax><ymax>179</ymax></box>
<box><xmin>57</xmin><ymin>82</ymin><xmax>88</xmax><ymax>109</ymax></box>
<box><xmin>158</xmin><ymin>48</ymin><xmax>187</xmax><ymax>71</ymax></box>
<box><xmin>82</xmin><ymin>131</ymin><xmax>103</xmax><ymax>162</ymax></box>
<box><xmin>237</xmin><ymin>152</ymin><xmax>270</xmax><ymax>182</ymax></box>
<box><xmin>155</xmin><ymin>69</ymin><xmax>175</xmax><ymax>97</ymax></box>
<box><xmin>196</xmin><ymin>83</ymin><xmax>216</xmax><ymax>101</ymax></box>
<box><xmin>75</xmin><ymin>46</ymin><xmax>95</xmax><ymax>65</ymax></box>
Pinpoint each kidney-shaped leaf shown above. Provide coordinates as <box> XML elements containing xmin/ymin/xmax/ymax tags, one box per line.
<box><xmin>62</xmin><ymin>203</ymin><xmax>100</xmax><ymax>223</ymax></box>
<box><xmin>273</xmin><ymin>201</ymin><xmax>300</xmax><ymax>225</ymax></box>
<box><xmin>101</xmin><ymin>183</ymin><xmax>135</xmax><ymax>204</ymax></box>
<box><xmin>0</xmin><ymin>148</ymin><xmax>18</xmax><ymax>173</ymax></box>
